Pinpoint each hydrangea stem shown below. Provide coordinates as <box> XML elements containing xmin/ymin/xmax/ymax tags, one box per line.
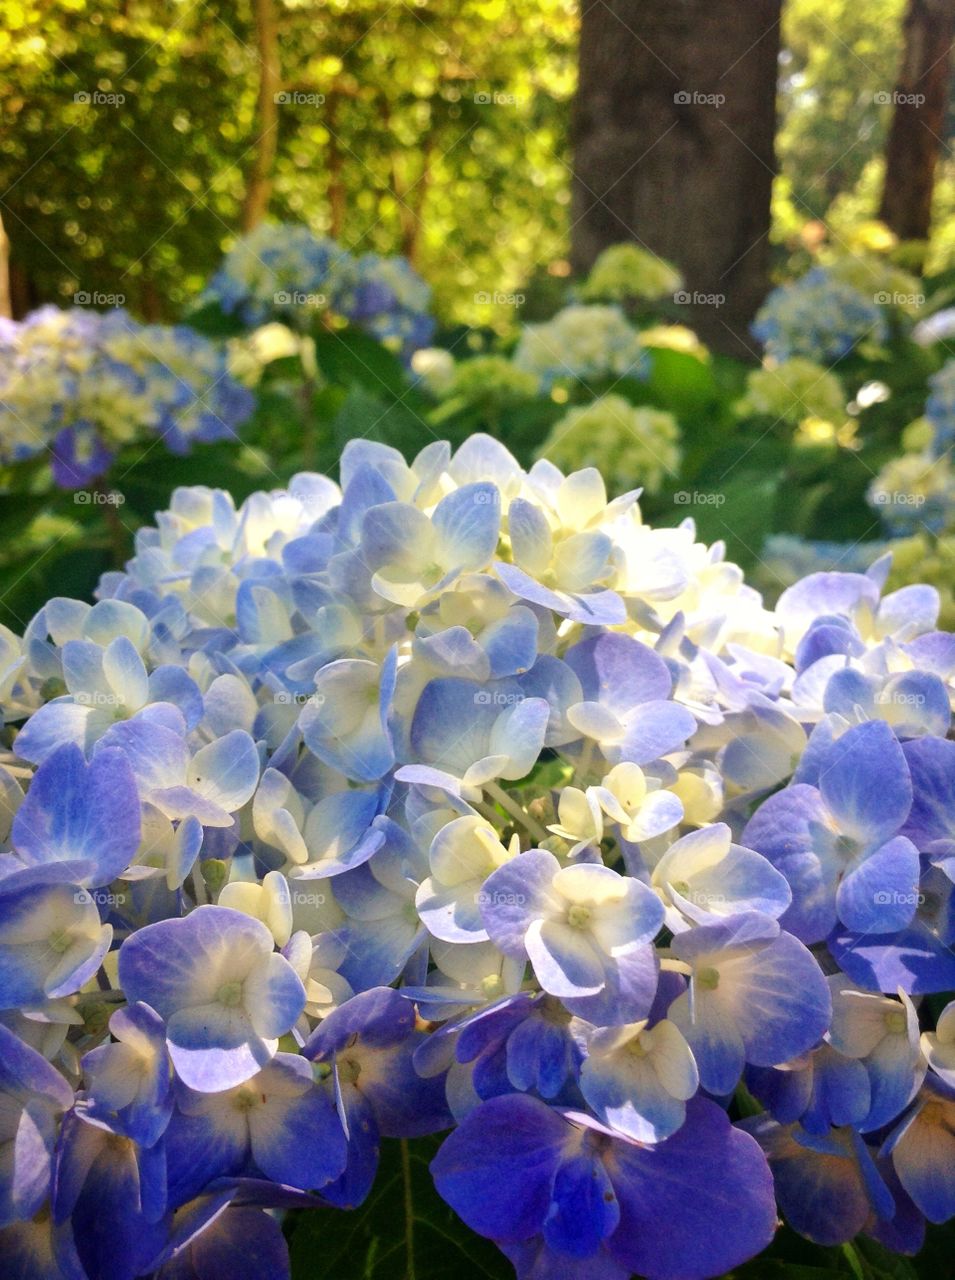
<box><xmin>484</xmin><ymin>779</ymin><xmax>549</xmax><ymax>844</ymax></box>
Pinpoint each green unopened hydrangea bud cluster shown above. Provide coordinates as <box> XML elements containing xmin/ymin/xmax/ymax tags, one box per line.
<box><xmin>438</xmin><ymin>354</ymin><xmax>540</xmax><ymax>414</ymax></box>
<box><xmin>886</xmin><ymin>532</ymin><xmax>955</xmax><ymax>630</ymax></box>
<box><xmin>580</xmin><ymin>243</ymin><xmax>683</xmax><ymax>304</ymax></box>
<box><xmin>539</xmin><ymin>394</ymin><xmax>681</xmax><ymax>495</ymax></box>
<box><xmin>826</xmin><ymin>254</ymin><xmax>924</xmax><ymax>317</ymax></box>
<box><xmin>738</xmin><ymin>358</ymin><xmax>847</xmax><ymax>427</ymax></box>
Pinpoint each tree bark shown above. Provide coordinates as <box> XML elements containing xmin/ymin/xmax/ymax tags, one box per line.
<box><xmin>878</xmin><ymin>0</ymin><xmax>955</xmax><ymax>247</ymax></box>
<box><xmin>0</xmin><ymin>212</ymin><xmax>11</xmax><ymax>319</ymax></box>
<box><xmin>572</xmin><ymin>0</ymin><xmax>782</xmax><ymax>358</ymax></box>
<box><xmin>241</xmin><ymin>0</ymin><xmax>281</xmax><ymax>232</ymax></box>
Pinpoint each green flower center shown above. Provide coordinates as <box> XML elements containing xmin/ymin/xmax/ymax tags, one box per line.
<box><xmin>217</xmin><ymin>981</ymin><xmax>244</xmax><ymax>1008</ymax></box>
<box><xmin>696</xmin><ymin>966</ymin><xmax>720</xmax><ymax>991</ymax></box>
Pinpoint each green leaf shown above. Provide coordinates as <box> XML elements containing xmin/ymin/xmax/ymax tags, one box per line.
<box><xmin>312</xmin><ymin>327</ymin><xmax>409</xmax><ymax>399</ymax></box>
<box><xmin>182</xmin><ymin>302</ymin><xmax>249</xmax><ymax>338</ymax></box>
<box><xmin>647</xmin><ymin>347</ymin><xmax>720</xmax><ymax>416</ymax></box>
<box><xmin>286</xmin><ymin>1136</ymin><xmax>504</xmax><ymax>1280</ymax></box>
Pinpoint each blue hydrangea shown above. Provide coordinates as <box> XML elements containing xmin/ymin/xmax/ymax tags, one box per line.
<box><xmin>0</xmin><ymin>307</ymin><xmax>254</xmax><ymax>488</ymax></box>
<box><xmin>752</xmin><ymin>268</ymin><xmax>889</xmax><ymax>362</ymax></box>
<box><xmin>201</xmin><ymin>223</ymin><xmax>435</xmax><ymax>360</ymax></box>
<box><xmin>0</xmin><ymin>434</ymin><xmax>953</xmax><ymax>1279</ymax></box>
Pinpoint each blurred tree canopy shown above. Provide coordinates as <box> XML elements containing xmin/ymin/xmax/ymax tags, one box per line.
<box><xmin>0</xmin><ymin>0</ymin><xmax>575</xmax><ymax>323</ymax></box>
<box><xmin>1</xmin><ymin>0</ymin><xmax>953</xmax><ymax>325</ymax></box>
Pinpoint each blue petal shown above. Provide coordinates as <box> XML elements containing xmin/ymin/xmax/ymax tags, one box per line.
<box><xmin>818</xmin><ymin>720</ymin><xmax>912</xmax><ymax>846</ymax></box>
<box><xmin>543</xmin><ymin>1151</ymin><xmax>619</xmax><ymax>1258</ymax></box>
<box><xmin>607</xmin><ymin>1098</ymin><xmax>776</xmax><ymax>1280</ymax></box>
<box><xmin>431</xmin><ymin>1093</ymin><xmax>569</xmax><ymax>1242</ymax></box>
<box><xmin>836</xmin><ymin>836</ymin><xmax>921</xmax><ymax>933</ymax></box>
<box><xmin>12</xmin><ymin>743</ymin><xmax>140</xmax><ymax>887</ymax></box>
<box><xmin>432</xmin><ymin>483</ymin><xmax>501</xmax><ymax>570</ymax></box>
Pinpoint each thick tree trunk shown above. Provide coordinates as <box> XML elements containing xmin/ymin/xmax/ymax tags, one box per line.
<box><xmin>241</xmin><ymin>0</ymin><xmax>281</xmax><ymax>232</ymax></box>
<box><xmin>0</xmin><ymin>213</ymin><xmax>11</xmax><ymax>319</ymax></box>
<box><xmin>572</xmin><ymin>0</ymin><xmax>782</xmax><ymax>358</ymax></box>
<box><xmin>878</xmin><ymin>0</ymin><xmax>955</xmax><ymax>246</ymax></box>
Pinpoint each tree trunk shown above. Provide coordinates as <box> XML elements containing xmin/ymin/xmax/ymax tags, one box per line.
<box><xmin>572</xmin><ymin>0</ymin><xmax>782</xmax><ymax>358</ymax></box>
<box><xmin>0</xmin><ymin>213</ymin><xmax>11</xmax><ymax>319</ymax></box>
<box><xmin>878</xmin><ymin>0</ymin><xmax>955</xmax><ymax>247</ymax></box>
<box><xmin>241</xmin><ymin>0</ymin><xmax>281</xmax><ymax>232</ymax></box>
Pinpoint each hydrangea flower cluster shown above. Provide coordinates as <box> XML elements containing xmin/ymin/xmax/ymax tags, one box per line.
<box><xmin>759</xmin><ymin>535</ymin><xmax>888</xmax><ymax>590</ymax></box>
<box><xmin>512</xmin><ymin>304</ymin><xmax>650</xmax><ymax>388</ymax></box>
<box><xmin>752</xmin><ymin>268</ymin><xmax>888</xmax><ymax>362</ymax></box>
<box><xmin>925</xmin><ymin>358</ymin><xmax>955</xmax><ymax>456</ymax></box>
<box><xmin>826</xmin><ymin>254</ymin><xmax>924</xmax><ymax>317</ymax></box>
<box><xmin>423</xmin><ymin>353</ymin><xmax>540</xmax><ymax>417</ymax></box>
<box><xmin>867</xmin><ymin>451</ymin><xmax>955</xmax><ymax>537</ymax></box>
<box><xmin>201</xmin><ymin>223</ymin><xmax>435</xmax><ymax>361</ymax></box>
<box><xmin>738</xmin><ymin>357</ymin><xmax>847</xmax><ymax>427</ymax></box>
<box><xmin>0</xmin><ymin>306</ymin><xmax>254</xmax><ymax>488</ymax></box>
<box><xmin>2</xmin><ymin>434</ymin><xmax>954</xmax><ymax>1280</ymax></box>
<box><xmin>539</xmin><ymin>395</ymin><xmax>680</xmax><ymax>495</ymax></box>
<box><xmin>579</xmin><ymin>243</ymin><xmax>683</xmax><ymax>304</ymax></box>
<box><xmin>332</xmin><ymin>253</ymin><xmax>435</xmax><ymax>358</ymax></box>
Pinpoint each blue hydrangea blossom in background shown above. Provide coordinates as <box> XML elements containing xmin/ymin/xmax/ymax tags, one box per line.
<box><xmin>0</xmin><ymin>307</ymin><xmax>254</xmax><ymax>488</ymax></box>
